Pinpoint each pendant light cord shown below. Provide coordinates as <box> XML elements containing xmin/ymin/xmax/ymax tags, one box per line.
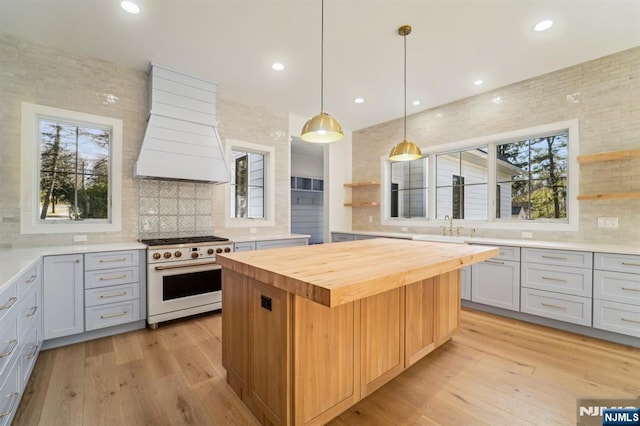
<box><xmin>403</xmin><ymin>31</ymin><xmax>407</xmax><ymax>141</ymax></box>
<box><xmin>320</xmin><ymin>0</ymin><xmax>325</xmax><ymax>113</ymax></box>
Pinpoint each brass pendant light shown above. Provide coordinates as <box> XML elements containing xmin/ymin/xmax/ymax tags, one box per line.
<box><xmin>301</xmin><ymin>0</ymin><xmax>344</xmax><ymax>143</ymax></box>
<box><xmin>389</xmin><ymin>25</ymin><xmax>422</xmax><ymax>161</ymax></box>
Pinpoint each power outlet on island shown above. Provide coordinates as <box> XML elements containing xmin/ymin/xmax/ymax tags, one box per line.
<box><xmin>597</xmin><ymin>216</ymin><xmax>619</xmax><ymax>229</ymax></box>
<box><xmin>521</xmin><ymin>232</ymin><xmax>533</xmax><ymax>239</ymax></box>
<box><xmin>73</xmin><ymin>234</ymin><xmax>87</xmax><ymax>242</ymax></box>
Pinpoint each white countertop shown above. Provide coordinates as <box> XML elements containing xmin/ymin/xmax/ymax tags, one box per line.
<box><xmin>0</xmin><ymin>242</ymin><xmax>146</xmax><ymax>292</ymax></box>
<box><xmin>225</xmin><ymin>233</ymin><xmax>311</xmax><ymax>243</ymax></box>
<box><xmin>333</xmin><ymin>230</ymin><xmax>640</xmax><ymax>255</ymax></box>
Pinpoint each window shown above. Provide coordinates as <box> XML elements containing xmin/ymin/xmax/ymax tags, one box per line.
<box><xmin>389</xmin><ymin>158</ymin><xmax>427</xmax><ymax>218</ymax></box>
<box><xmin>435</xmin><ymin>148</ymin><xmax>487</xmax><ymax>220</ymax></box>
<box><xmin>21</xmin><ymin>103</ymin><xmax>122</xmax><ymax>234</ymax></box>
<box><xmin>496</xmin><ymin>133</ymin><xmax>568</xmax><ymax>221</ymax></box>
<box><xmin>381</xmin><ymin>119</ymin><xmax>579</xmax><ymax>231</ymax></box>
<box><xmin>226</xmin><ymin>139</ymin><xmax>275</xmax><ymax>227</ymax></box>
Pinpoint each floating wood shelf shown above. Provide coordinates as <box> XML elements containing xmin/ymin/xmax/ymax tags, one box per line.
<box><xmin>344</xmin><ymin>181</ymin><xmax>380</xmax><ymax>187</ymax></box>
<box><xmin>344</xmin><ymin>202</ymin><xmax>379</xmax><ymax>207</ymax></box>
<box><xmin>578</xmin><ymin>192</ymin><xmax>640</xmax><ymax>201</ymax></box>
<box><xmin>577</xmin><ymin>149</ymin><xmax>640</xmax><ymax>164</ymax></box>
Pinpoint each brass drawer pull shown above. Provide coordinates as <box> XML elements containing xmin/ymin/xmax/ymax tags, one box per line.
<box><xmin>541</xmin><ymin>276</ymin><xmax>567</xmax><ymax>282</ymax></box>
<box><xmin>100</xmin><ymin>311</ymin><xmax>128</xmax><ymax>319</ymax></box>
<box><xmin>540</xmin><ymin>302</ymin><xmax>568</xmax><ymax>310</ymax></box>
<box><xmin>0</xmin><ymin>297</ymin><xmax>18</xmax><ymax>311</ymax></box>
<box><xmin>99</xmin><ymin>274</ymin><xmax>127</xmax><ymax>281</ymax></box>
<box><xmin>621</xmin><ymin>286</ymin><xmax>640</xmax><ymax>292</ymax></box>
<box><xmin>26</xmin><ymin>306</ymin><xmax>38</xmax><ymax>317</ymax></box>
<box><xmin>100</xmin><ymin>291</ymin><xmax>128</xmax><ymax>299</ymax></box>
<box><xmin>26</xmin><ymin>343</ymin><xmax>39</xmax><ymax>359</ymax></box>
<box><xmin>26</xmin><ymin>275</ymin><xmax>37</xmax><ymax>283</ymax></box>
<box><xmin>0</xmin><ymin>340</ymin><xmax>18</xmax><ymax>358</ymax></box>
<box><xmin>541</xmin><ymin>255</ymin><xmax>568</xmax><ymax>261</ymax></box>
<box><xmin>99</xmin><ymin>257</ymin><xmax>128</xmax><ymax>263</ymax></box>
<box><xmin>622</xmin><ymin>262</ymin><xmax>640</xmax><ymax>267</ymax></box>
<box><xmin>621</xmin><ymin>317</ymin><xmax>640</xmax><ymax>325</ymax></box>
<box><xmin>0</xmin><ymin>392</ymin><xmax>19</xmax><ymax>418</ymax></box>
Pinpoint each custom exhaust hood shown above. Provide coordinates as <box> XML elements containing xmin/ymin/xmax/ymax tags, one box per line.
<box><xmin>134</xmin><ymin>64</ymin><xmax>229</xmax><ymax>183</ymax></box>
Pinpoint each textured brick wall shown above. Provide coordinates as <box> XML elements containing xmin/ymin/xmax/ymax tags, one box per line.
<box><xmin>352</xmin><ymin>47</ymin><xmax>640</xmax><ymax>243</ymax></box>
<box><xmin>0</xmin><ymin>32</ymin><xmax>290</xmax><ymax>248</ymax></box>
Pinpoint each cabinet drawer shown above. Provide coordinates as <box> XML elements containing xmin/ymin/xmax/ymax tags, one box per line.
<box><xmin>594</xmin><ymin>253</ymin><xmax>640</xmax><ymax>274</ymax></box>
<box><xmin>85</xmin><ymin>283</ymin><xmax>139</xmax><ymax>307</ymax></box>
<box><xmin>0</xmin><ymin>356</ymin><xmax>20</xmax><ymax>426</ymax></box>
<box><xmin>521</xmin><ymin>288</ymin><xmax>592</xmax><ymax>326</ymax></box>
<box><xmin>85</xmin><ymin>266</ymin><xmax>139</xmax><ymax>289</ymax></box>
<box><xmin>0</xmin><ymin>285</ymin><xmax>18</xmax><ymax>324</ymax></box>
<box><xmin>331</xmin><ymin>233</ymin><xmax>354</xmax><ymax>243</ymax></box>
<box><xmin>495</xmin><ymin>246</ymin><xmax>520</xmax><ymax>261</ymax></box>
<box><xmin>594</xmin><ymin>270</ymin><xmax>640</xmax><ymax>305</ymax></box>
<box><xmin>84</xmin><ymin>250</ymin><xmax>139</xmax><ymax>271</ymax></box>
<box><xmin>18</xmin><ymin>284</ymin><xmax>41</xmax><ymax>338</ymax></box>
<box><xmin>19</xmin><ymin>323</ymin><xmax>40</xmax><ymax>391</ymax></box>
<box><xmin>593</xmin><ymin>299</ymin><xmax>640</xmax><ymax>338</ymax></box>
<box><xmin>521</xmin><ymin>262</ymin><xmax>592</xmax><ymax>297</ymax></box>
<box><xmin>256</xmin><ymin>239</ymin><xmax>307</xmax><ymax>250</ymax></box>
<box><xmin>233</xmin><ymin>242</ymin><xmax>256</xmax><ymax>252</ymax></box>
<box><xmin>85</xmin><ymin>300</ymin><xmax>140</xmax><ymax>331</ymax></box>
<box><xmin>0</xmin><ymin>314</ymin><xmax>18</xmax><ymax>378</ymax></box>
<box><xmin>522</xmin><ymin>248</ymin><xmax>592</xmax><ymax>269</ymax></box>
<box><xmin>16</xmin><ymin>262</ymin><xmax>40</xmax><ymax>297</ymax></box>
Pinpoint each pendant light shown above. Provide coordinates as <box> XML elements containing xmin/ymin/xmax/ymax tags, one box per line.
<box><xmin>301</xmin><ymin>0</ymin><xmax>344</xmax><ymax>143</ymax></box>
<box><xmin>389</xmin><ymin>25</ymin><xmax>422</xmax><ymax>161</ymax></box>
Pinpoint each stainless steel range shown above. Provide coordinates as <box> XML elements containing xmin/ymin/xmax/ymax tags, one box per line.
<box><xmin>141</xmin><ymin>235</ymin><xmax>233</xmax><ymax>329</ymax></box>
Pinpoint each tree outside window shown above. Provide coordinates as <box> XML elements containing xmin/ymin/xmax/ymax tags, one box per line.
<box><xmin>39</xmin><ymin>119</ymin><xmax>110</xmax><ymax>221</ymax></box>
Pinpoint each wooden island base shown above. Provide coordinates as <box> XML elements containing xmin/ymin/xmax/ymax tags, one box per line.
<box><xmin>218</xmin><ymin>239</ymin><xmax>498</xmax><ymax>426</ymax></box>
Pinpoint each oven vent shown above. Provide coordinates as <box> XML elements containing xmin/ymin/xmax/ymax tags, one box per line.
<box><xmin>134</xmin><ymin>63</ymin><xmax>229</xmax><ymax>183</ymax></box>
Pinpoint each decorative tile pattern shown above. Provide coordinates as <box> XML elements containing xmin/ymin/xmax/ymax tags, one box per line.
<box><xmin>159</xmin><ymin>198</ymin><xmax>178</xmax><ymax>215</ymax></box>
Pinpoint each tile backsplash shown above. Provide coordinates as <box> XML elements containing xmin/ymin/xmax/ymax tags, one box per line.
<box><xmin>138</xmin><ymin>180</ymin><xmax>214</xmax><ymax>239</ymax></box>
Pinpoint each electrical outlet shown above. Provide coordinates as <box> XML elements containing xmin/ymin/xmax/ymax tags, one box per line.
<box><xmin>521</xmin><ymin>232</ymin><xmax>533</xmax><ymax>239</ymax></box>
<box><xmin>249</xmin><ymin>227</ymin><xmax>257</xmax><ymax>234</ymax></box>
<box><xmin>597</xmin><ymin>217</ymin><xmax>619</xmax><ymax>229</ymax></box>
<box><xmin>73</xmin><ymin>235</ymin><xmax>87</xmax><ymax>242</ymax></box>
<box><xmin>368</xmin><ymin>215</ymin><xmax>373</xmax><ymax>223</ymax></box>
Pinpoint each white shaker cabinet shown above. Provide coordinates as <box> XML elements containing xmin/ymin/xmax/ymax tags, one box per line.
<box><xmin>460</xmin><ymin>266</ymin><xmax>471</xmax><ymax>301</ymax></box>
<box><xmin>43</xmin><ymin>254</ymin><xmax>84</xmax><ymax>339</ymax></box>
<box><xmin>471</xmin><ymin>246</ymin><xmax>521</xmax><ymax>311</ymax></box>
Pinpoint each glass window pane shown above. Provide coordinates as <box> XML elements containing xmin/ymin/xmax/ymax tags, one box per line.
<box><xmin>389</xmin><ymin>158</ymin><xmax>428</xmax><ymax>218</ymax></box>
<box><xmin>230</xmin><ymin>149</ymin><xmax>266</xmax><ymax>218</ymax></box>
<box><xmin>436</xmin><ymin>147</ymin><xmax>487</xmax><ymax>220</ymax></box>
<box><xmin>39</xmin><ymin>119</ymin><xmax>110</xmax><ymax>221</ymax></box>
<box><xmin>496</xmin><ymin>133</ymin><xmax>567</xmax><ymax>221</ymax></box>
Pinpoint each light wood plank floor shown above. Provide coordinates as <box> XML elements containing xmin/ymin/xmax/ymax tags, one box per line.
<box><xmin>14</xmin><ymin>308</ymin><xmax>640</xmax><ymax>425</ymax></box>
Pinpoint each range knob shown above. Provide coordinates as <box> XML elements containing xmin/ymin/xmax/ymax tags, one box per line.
<box><xmin>174</xmin><ymin>251</ymin><xmax>182</xmax><ymax>258</ymax></box>
<box><xmin>224</xmin><ymin>247</ymin><xmax>231</xmax><ymax>253</ymax></box>
<box><xmin>163</xmin><ymin>252</ymin><xmax>172</xmax><ymax>259</ymax></box>
<box><xmin>153</xmin><ymin>253</ymin><xmax>161</xmax><ymax>260</ymax></box>
<box><xmin>216</xmin><ymin>248</ymin><xmax>222</xmax><ymax>254</ymax></box>
<box><xmin>191</xmin><ymin>252</ymin><xmax>199</xmax><ymax>259</ymax></box>
<box><xmin>207</xmin><ymin>248</ymin><xmax>214</xmax><ymax>255</ymax></box>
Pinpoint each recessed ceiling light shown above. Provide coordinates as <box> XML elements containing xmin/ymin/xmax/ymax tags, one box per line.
<box><xmin>412</xmin><ymin>100</ymin><xmax>420</xmax><ymax>106</ymax></box>
<box><xmin>272</xmin><ymin>63</ymin><xmax>284</xmax><ymax>71</ymax></box>
<box><xmin>474</xmin><ymin>79</ymin><xmax>484</xmax><ymax>86</ymax></box>
<box><xmin>354</xmin><ymin>97</ymin><xmax>364</xmax><ymax>104</ymax></box>
<box><xmin>120</xmin><ymin>1</ymin><xmax>140</xmax><ymax>14</ymax></box>
<box><xmin>534</xmin><ymin>20</ymin><xmax>553</xmax><ymax>32</ymax></box>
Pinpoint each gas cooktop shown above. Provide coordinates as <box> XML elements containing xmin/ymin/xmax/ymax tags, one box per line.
<box><xmin>140</xmin><ymin>235</ymin><xmax>229</xmax><ymax>246</ymax></box>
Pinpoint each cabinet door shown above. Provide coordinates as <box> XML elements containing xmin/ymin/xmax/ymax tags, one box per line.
<box><xmin>43</xmin><ymin>255</ymin><xmax>84</xmax><ymax>339</ymax></box>
<box><xmin>472</xmin><ymin>260</ymin><xmax>520</xmax><ymax>311</ymax></box>
<box><xmin>460</xmin><ymin>266</ymin><xmax>471</xmax><ymax>301</ymax></box>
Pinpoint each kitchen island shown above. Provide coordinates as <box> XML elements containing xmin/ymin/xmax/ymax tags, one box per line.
<box><xmin>217</xmin><ymin>238</ymin><xmax>498</xmax><ymax>425</ymax></box>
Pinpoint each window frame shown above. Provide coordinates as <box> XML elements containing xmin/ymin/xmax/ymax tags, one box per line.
<box><xmin>225</xmin><ymin>139</ymin><xmax>275</xmax><ymax>228</ymax></box>
<box><xmin>381</xmin><ymin>119</ymin><xmax>579</xmax><ymax>231</ymax></box>
<box><xmin>20</xmin><ymin>102</ymin><xmax>123</xmax><ymax>234</ymax></box>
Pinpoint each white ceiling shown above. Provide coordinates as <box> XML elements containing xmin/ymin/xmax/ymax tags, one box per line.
<box><xmin>1</xmin><ymin>0</ymin><xmax>639</xmax><ymax>131</ymax></box>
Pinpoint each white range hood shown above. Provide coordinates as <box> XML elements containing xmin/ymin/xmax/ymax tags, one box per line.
<box><xmin>134</xmin><ymin>64</ymin><xmax>229</xmax><ymax>183</ymax></box>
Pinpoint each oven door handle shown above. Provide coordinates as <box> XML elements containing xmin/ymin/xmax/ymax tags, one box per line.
<box><xmin>154</xmin><ymin>261</ymin><xmax>221</xmax><ymax>271</ymax></box>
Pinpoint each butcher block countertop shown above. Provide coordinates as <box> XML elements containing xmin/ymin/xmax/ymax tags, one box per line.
<box><xmin>217</xmin><ymin>238</ymin><xmax>498</xmax><ymax>307</ymax></box>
